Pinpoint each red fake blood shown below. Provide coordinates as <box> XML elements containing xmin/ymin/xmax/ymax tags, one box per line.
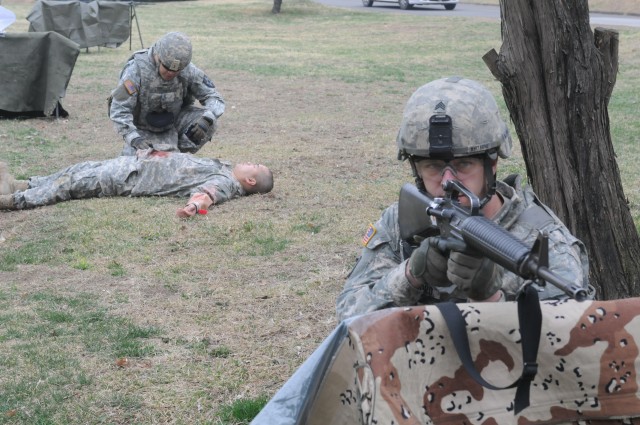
<box><xmin>149</xmin><ymin>151</ymin><xmax>170</xmax><ymax>158</ymax></box>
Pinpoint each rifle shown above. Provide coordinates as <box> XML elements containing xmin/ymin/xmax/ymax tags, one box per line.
<box><xmin>398</xmin><ymin>181</ymin><xmax>587</xmax><ymax>301</ymax></box>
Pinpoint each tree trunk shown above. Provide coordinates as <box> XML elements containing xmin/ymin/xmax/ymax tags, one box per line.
<box><xmin>483</xmin><ymin>0</ymin><xmax>640</xmax><ymax>299</ymax></box>
<box><xmin>272</xmin><ymin>0</ymin><xmax>282</xmax><ymax>14</ymax></box>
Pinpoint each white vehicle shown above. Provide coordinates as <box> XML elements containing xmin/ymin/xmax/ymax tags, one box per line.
<box><xmin>362</xmin><ymin>0</ymin><xmax>458</xmax><ymax>10</ymax></box>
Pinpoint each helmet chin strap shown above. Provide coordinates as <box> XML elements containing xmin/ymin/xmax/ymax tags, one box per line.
<box><xmin>479</xmin><ymin>154</ymin><xmax>497</xmax><ymax>209</ymax></box>
<box><xmin>408</xmin><ymin>158</ymin><xmax>427</xmax><ymax>194</ymax></box>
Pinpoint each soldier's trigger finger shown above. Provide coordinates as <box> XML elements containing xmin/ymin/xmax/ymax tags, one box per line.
<box><xmin>420</xmin><ymin>237</ymin><xmax>448</xmax><ymax>286</ymax></box>
<box><xmin>428</xmin><ymin>236</ymin><xmax>446</xmax><ymax>253</ymax></box>
<box><xmin>432</xmin><ymin>236</ymin><xmax>467</xmax><ymax>254</ymax></box>
<box><xmin>409</xmin><ymin>237</ymin><xmax>447</xmax><ymax>285</ymax></box>
<box><xmin>448</xmin><ymin>251</ymin><xmax>483</xmax><ymax>276</ymax></box>
<box><xmin>425</xmin><ymin>243</ymin><xmax>448</xmax><ymax>274</ymax></box>
<box><xmin>429</xmin><ymin>236</ymin><xmax>467</xmax><ymax>255</ymax></box>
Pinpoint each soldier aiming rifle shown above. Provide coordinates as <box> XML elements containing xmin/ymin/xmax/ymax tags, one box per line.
<box><xmin>336</xmin><ymin>76</ymin><xmax>593</xmax><ymax>321</ymax></box>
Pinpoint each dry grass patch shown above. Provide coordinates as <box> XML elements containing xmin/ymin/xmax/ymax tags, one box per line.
<box><xmin>0</xmin><ymin>0</ymin><xmax>638</xmax><ymax>423</ymax></box>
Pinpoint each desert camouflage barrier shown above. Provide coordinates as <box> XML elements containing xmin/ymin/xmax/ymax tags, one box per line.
<box><xmin>253</xmin><ymin>297</ymin><xmax>640</xmax><ymax>424</ymax></box>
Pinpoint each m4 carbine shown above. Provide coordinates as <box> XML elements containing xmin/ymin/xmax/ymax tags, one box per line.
<box><xmin>398</xmin><ymin>181</ymin><xmax>587</xmax><ymax>301</ymax></box>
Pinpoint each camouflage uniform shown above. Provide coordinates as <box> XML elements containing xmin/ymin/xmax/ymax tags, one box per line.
<box><xmin>11</xmin><ymin>152</ymin><xmax>243</xmax><ymax>210</ymax></box>
<box><xmin>335</xmin><ymin>77</ymin><xmax>592</xmax><ymax>321</ymax></box>
<box><xmin>335</xmin><ymin>176</ymin><xmax>590</xmax><ymax>321</ymax></box>
<box><xmin>109</xmin><ymin>35</ymin><xmax>225</xmax><ymax>156</ymax></box>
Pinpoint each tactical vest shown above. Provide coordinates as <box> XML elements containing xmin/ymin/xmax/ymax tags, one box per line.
<box><xmin>131</xmin><ymin>51</ymin><xmax>187</xmax><ymax>133</ymax></box>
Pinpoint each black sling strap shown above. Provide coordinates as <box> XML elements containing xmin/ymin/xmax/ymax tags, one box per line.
<box><xmin>435</xmin><ymin>284</ymin><xmax>542</xmax><ymax>414</ymax></box>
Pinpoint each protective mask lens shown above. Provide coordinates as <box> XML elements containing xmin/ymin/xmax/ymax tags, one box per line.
<box><xmin>419</xmin><ymin>157</ymin><xmax>483</xmax><ymax>178</ymax></box>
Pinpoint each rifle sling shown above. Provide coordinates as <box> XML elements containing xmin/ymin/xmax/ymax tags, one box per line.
<box><xmin>435</xmin><ymin>285</ymin><xmax>541</xmax><ymax>415</ymax></box>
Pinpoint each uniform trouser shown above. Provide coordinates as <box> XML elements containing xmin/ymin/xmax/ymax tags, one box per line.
<box><xmin>121</xmin><ymin>106</ymin><xmax>218</xmax><ymax>156</ymax></box>
<box><xmin>12</xmin><ymin>158</ymin><xmax>137</xmax><ymax>209</ymax></box>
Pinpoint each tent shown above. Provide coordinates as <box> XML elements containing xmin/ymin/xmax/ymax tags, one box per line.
<box><xmin>252</xmin><ymin>297</ymin><xmax>640</xmax><ymax>424</ymax></box>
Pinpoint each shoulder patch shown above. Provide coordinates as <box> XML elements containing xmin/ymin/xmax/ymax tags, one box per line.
<box><xmin>124</xmin><ymin>79</ymin><xmax>137</xmax><ymax>95</ymax></box>
<box><xmin>362</xmin><ymin>223</ymin><xmax>377</xmax><ymax>247</ymax></box>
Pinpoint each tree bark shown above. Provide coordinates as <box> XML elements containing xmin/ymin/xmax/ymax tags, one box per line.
<box><xmin>272</xmin><ymin>0</ymin><xmax>282</xmax><ymax>14</ymax></box>
<box><xmin>483</xmin><ymin>0</ymin><xmax>640</xmax><ymax>299</ymax></box>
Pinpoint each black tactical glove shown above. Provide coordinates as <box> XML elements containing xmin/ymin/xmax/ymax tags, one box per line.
<box><xmin>187</xmin><ymin>115</ymin><xmax>214</xmax><ymax>144</ymax></box>
<box><xmin>131</xmin><ymin>137</ymin><xmax>151</xmax><ymax>150</ymax></box>
<box><xmin>447</xmin><ymin>251</ymin><xmax>501</xmax><ymax>300</ymax></box>
<box><xmin>178</xmin><ymin>139</ymin><xmax>199</xmax><ymax>154</ymax></box>
<box><xmin>408</xmin><ymin>237</ymin><xmax>448</xmax><ymax>288</ymax></box>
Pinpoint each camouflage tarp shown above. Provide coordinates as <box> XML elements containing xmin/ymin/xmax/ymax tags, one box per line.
<box><xmin>252</xmin><ymin>298</ymin><xmax>640</xmax><ymax>424</ymax></box>
<box><xmin>27</xmin><ymin>0</ymin><xmax>131</xmax><ymax>49</ymax></box>
<box><xmin>0</xmin><ymin>32</ymin><xmax>79</xmax><ymax>117</ymax></box>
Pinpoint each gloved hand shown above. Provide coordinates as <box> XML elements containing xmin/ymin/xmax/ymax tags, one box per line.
<box><xmin>131</xmin><ymin>137</ymin><xmax>151</xmax><ymax>150</ymax></box>
<box><xmin>187</xmin><ymin>115</ymin><xmax>214</xmax><ymax>144</ymax></box>
<box><xmin>447</xmin><ymin>250</ymin><xmax>501</xmax><ymax>300</ymax></box>
<box><xmin>408</xmin><ymin>237</ymin><xmax>448</xmax><ymax>288</ymax></box>
<box><xmin>178</xmin><ymin>138</ymin><xmax>199</xmax><ymax>154</ymax></box>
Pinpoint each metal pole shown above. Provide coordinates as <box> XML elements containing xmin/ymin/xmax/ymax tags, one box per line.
<box><xmin>130</xmin><ymin>2</ymin><xmax>143</xmax><ymax>49</ymax></box>
<box><xmin>129</xmin><ymin>2</ymin><xmax>133</xmax><ymax>50</ymax></box>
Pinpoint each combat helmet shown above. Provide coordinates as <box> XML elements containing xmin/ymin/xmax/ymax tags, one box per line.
<box><xmin>155</xmin><ymin>32</ymin><xmax>192</xmax><ymax>72</ymax></box>
<box><xmin>397</xmin><ymin>76</ymin><xmax>511</xmax><ymax>161</ymax></box>
<box><xmin>397</xmin><ymin>77</ymin><xmax>512</xmax><ymax>202</ymax></box>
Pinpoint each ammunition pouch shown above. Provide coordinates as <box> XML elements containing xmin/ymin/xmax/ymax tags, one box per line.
<box><xmin>145</xmin><ymin>111</ymin><xmax>175</xmax><ymax>129</ymax></box>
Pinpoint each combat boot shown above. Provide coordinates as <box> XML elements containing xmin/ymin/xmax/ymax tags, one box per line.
<box><xmin>0</xmin><ymin>194</ymin><xmax>16</xmax><ymax>210</ymax></box>
<box><xmin>0</xmin><ymin>162</ymin><xmax>28</xmax><ymax>194</ymax></box>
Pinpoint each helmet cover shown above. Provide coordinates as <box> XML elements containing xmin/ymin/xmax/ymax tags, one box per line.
<box><xmin>155</xmin><ymin>32</ymin><xmax>192</xmax><ymax>72</ymax></box>
<box><xmin>397</xmin><ymin>77</ymin><xmax>512</xmax><ymax>160</ymax></box>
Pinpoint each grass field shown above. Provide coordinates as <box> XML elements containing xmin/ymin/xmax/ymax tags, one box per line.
<box><xmin>0</xmin><ymin>0</ymin><xmax>638</xmax><ymax>423</ymax></box>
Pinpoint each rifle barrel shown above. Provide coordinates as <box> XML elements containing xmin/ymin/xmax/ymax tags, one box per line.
<box><xmin>532</xmin><ymin>265</ymin><xmax>588</xmax><ymax>301</ymax></box>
